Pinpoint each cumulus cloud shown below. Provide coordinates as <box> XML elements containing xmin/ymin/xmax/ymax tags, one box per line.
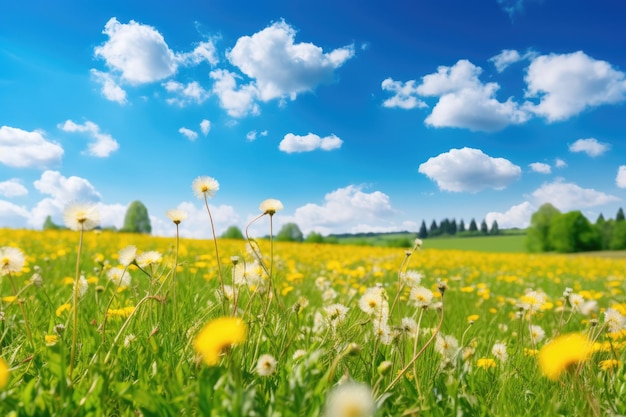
<box><xmin>227</xmin><ymin>20</ymin><xmax>354</xmax><ymax>102</ymax></box>
<box><xmin>381</xmin><ymin>79</ymin><xmax>427</xmax><ymax>109</ymax></box>
<box><xmin>382</xmin><ymin>60</ymin><xmax>529</xmax><ymax>131</ymax></box>
<box><xmin>529</xmin><ymin>162</ymin><xmax>551</xmax><ymax>174</ymax></box>
<box><xmin>418</xmin><ymin>147</ymin><xmax>521</xmax><ymax>192</ymax></box>
<box><xmin>210</xmin><ymin>69</ymin><xmax>260</xmax><ymax>117</ymax></box>
<box><xmin>28</xmin><ymin>170</ymin><xmax>102</xmax><ymax>227</ymax></box>
<box><xmin>59</xmin><ymin>120</ymin><xmax>119</xmax><ymax>157</ymax></box>
<box><xmin>531</xmin><ymin>178</ymin><xmax>620</xmax><ymax>212</ymax></box>
<box><xmin>525</xmin><ymin>51</ymin><xmax>626</xmax><ymax>121</ymax></box>
<box><xmin>90</xmin><ymin>69</ymin><xmax>127</xmax><ymax>104</ymax></box>
<box><xmin>0</xmin><ymin>126</ymin><xmax>64</xmax><ymax>168</ymax></box>
<box><xmin>555</xmin><ymin>158</ymin><xmax>567</xmax><ymax>168</ymax></box>
<box><xmin>176</xmin><ymin>40</ymin><xmax>219</xmax><ymax>67</ymax></box>
<box><xmin>163</xmin><ymin>81</ymin><xmax>209</xmax><ymax>106</ymax></box>
<box><xmin>200</xmin><ymin>119</ymin><xmax>211</xmax><ymax>136</ymax></box>
<box><xmin>490</xmin><ymin>49</ymin><xmax>522</xmax><ymax>72</ymax></box>
<box><xmin>279</xmin><ymin>133</ymin><xmax>343</xmax><ymax>153</ymax></box>
<box><xmin>150</xmin><ymin>201</ymin><xmax>240</xmax><ymax>239</ymax></box>
<box><xmin>94</xmin><ymin>17</ymin><xmax>178</xmax><ymax>84</ymax></box>
<box><xmin>0</xmin><ymin>200</ymin><xmax>30</xmax><ymax>228</ymax></box>
<box><xmin>179</xmin><ymin>127</ymin><xmax>198</xmax><ymax>141</ymax></box>
<box><xmin>420</xmin><ymin>60</ymin><xmax>530</xmax><ymax>131</ymax></box>
<box><xmin>485</xmin><ymin>201</ymin><xmax>535</xmax><ymax>229</ymax></box>
<box><xmin>568</xmin><ymin>138</ymin><xmax>610</xmax><ymax>157</ymax></box>
<box><xmin>617</xmin><ymin>166</ymin><xmax>626</xmax><ymax>188</ymax></box>
<box><xmin>290</xmin><ymin>185</ymin><xmax>394</xmax><ymax>235</ymax></box>
<box><xmin>0</xmin><ymin>179</ymin><xmax>28</xmax><ymax>198</ymax></box>
<box><xmin>246</xmin><ymin>130</ymin><xmax>258</xmax><ymax>141</ymax></box>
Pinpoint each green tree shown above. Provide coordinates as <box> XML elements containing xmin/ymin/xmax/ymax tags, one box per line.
<box><xmin>548</xmin><ymin>211</ymin><xmax>599</xmax><ymax>253</ymax></box>
<box><xmin>121</xmin><ymin>201</ymin><xmax>151</xmax><ymax>234</ymax></box>
<box><xmin>43</xmin><ymin>215</ymin><xmax>61</xmax><ymax>230</ymax></box>
<box><xmin>617</xmin><ymin>207</ymin><xmax>625</xmax><ymax>222</ymax></box>
<box><xmin>525</xmin><ymin>203</ymin><xmax>560</xmax><ymax>252</ymax></box>
<box><xmin>468</xmin><ymin>219</ymin><xmax>478</xmax><ymax>232</ymax></box>
<box><xmin>418</xmin><ymin>221</ymin><xmax>428</xmax><ymax>239</ymax></box>
<box><xmin>609</xmin><ymin>221</ymin><xmax>626</xmax><ymax>250</ymax></box>
<box><xmin>276</xmin><ymin>223</ymin><xmax>304</xmax><ymax>242</ymax></box>
<box><xmin>221</xmin><ymin>225</ymin><xmax>244</xmax><ymax>239</ymax></box>
<box><xmin>480</xmin><ymin>219</ymin><xmax>489</xmax><ymax>235</ymax></box>
<box><xmin>490</xmin><ymin>220</ymin><xmax>500</xmax><ymax>235</ymax></box>
<box><xmin>429</xmin><ymin>220</ymin><xmax>439</xmax><ymax>237</ymax></box>
<box><xmin>458</xmin><ymin>219</ymin><xmax>466</xmax><ymax>233</ymax></box>
<box><xmin>304</xmin><ymin>231</ymin><xmax>325</xmax><ymax>243</ymax></box>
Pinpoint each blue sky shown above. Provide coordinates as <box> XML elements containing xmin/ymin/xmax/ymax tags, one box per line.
<box><xmin>1</xmin><ymin>0</ymin><xmax>626</xmax><ymax>238</ymax></box>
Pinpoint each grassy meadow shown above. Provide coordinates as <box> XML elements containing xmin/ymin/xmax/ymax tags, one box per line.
<box><xmin>1</xmin><ymin>224</ymin><xmax>626</xmax><ymax>416</ymax></box>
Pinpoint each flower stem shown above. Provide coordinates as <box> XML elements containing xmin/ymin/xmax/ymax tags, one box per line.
<box><xmin>69</xmin><ymin>226</ymin><xmax>84</xmax><ymax>380</ymax></box>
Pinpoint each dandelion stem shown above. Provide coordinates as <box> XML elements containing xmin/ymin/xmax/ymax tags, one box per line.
<box><xmin>69</xmin><ymin>226</ymin><xmax>84</xmax><ymax>380</ymax></box>
<box><xmin>204</xmin><ymin>195</ymin><xmax>225</xmax><ymax>313</ymax></box>
<box><xmin>8</xmin><ymin>273</ymin><xmax>33</xmax><ymax>349</ymax></box>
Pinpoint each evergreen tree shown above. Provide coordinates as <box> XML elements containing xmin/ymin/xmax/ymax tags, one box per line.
<box><xmin>617</xmin><ymin>207</ymin><xmax>625</xmax><ymax>222</ymax></box>
<box><xmin>458</xmin><ymin>219</ymin><xmax>466</xmax><ymax>233</ymax></box>
<box><xmin>480</xmin><ymin>219</ymin><xmax>489</xmax><ymax>234</ymax></box>
<box><xmin>440</xmin><ymin>218</ymin><xmax>451</xmax><ymax>235</ymax></box>
<box><xmin>490</xmin><ymin>220</ymin><xmax>500</xmax><ymax>235</ymax></box>
<box><xmin>596</xmin><ymin>213</ymin><xmax>605</xmax><ymax>224</ymax></box>
<box><xmin>468</xmin><ymin>219</ymin><xmax>478</xmax><ymax>232</ymax></box>
<box><xmin>429</xmin><ymin>220</ymin><xmax>439</xmax><ymax>236</ymax></box>
<box><xmin>418</xmin><ymin>220</ymin><xmax>429</xmax><ymax>239</ymax></box>
<box><xmin>43</xmin><ymin>215</ymin><xmax>61</xmax><ymax>230</ymax></box>
<box><xmin>122</xmin><ymin>201</ymin><xmax>151</xmax><ymax>234</ymax></box>
<box><xmin>450</xmin><ymin>219</ymin><xmax>458</xmax><ymax>235</ymax></box>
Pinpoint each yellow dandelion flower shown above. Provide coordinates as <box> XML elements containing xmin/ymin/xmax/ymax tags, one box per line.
<box><xmin>56</xmin><ymin>303</ymin><xmax>71</xmax><ymax>317</ymax></box>
<box><xmin>45</xmin><ymin>334</ymin><xmax>58</xmax><ymax>346</ymax></box>
<box><xmin>476</xmin><ymin>358</ymin><xmax>496</xmax><ymax>370</ymax></box>
<box><xmin>467</xmin><ymin>314</ymin><xmax>479</xmax><ymax>323</ymax></box>
<box><xmin>194</xmin><ymin>317</ymin><xmax>247</xmax><ymax>366</ymax></box>
<box><xmin>1</xmin><ymin>296</ymin><xmax>17</xmax><ymax>304</ymax></box>
<box><xmin>599</xmin><ymin>359</ymin><xmax>620</xmax><ymax>371</ymax></box>
<box><xmin>524</xmin><ymin>348</ymin><xmax>539</xmax><ymax>357</ymax></box>
<box><xmin>538</xmin><ymin>333</ymin><xmax>592</xmax><ymax>380</ymax></box>
<box><xmin>0</xmin><ymin>358</ymin><xmax>9</xmax><ymax>390</ymax></box>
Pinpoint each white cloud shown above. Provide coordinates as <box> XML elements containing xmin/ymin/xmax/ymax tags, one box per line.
<box><xmin>279</xmin><ymin>133</ymin><xmax>343</xmax><ymax>153</ymax></box>
<box><xmin>485</xmin><ymin>201</ymin><xmax>535</xmax><ymax>229</ymax></box>
<box><xmin>617</xmin><ymin>166</ymin><xmax>626</xmax><ymax>188</ymax></box>
<box><xmin>150</xmin><ymin>201</ymin><xmax>240</xmax><ymax>239</ymax></box>
<box><xmin>59</xmin><ymin>120</ymin><xmax>119</xmax><ymax>157</ymax></box>
<box><xmin>381</xmin><ymin>78</ymin><xmax>427</xmax><ymax>109</ymax></box>
<box><xmin>418</xmin><ymin>60</ymin><xmax>530</xmax><ymax>131</ymax></box>
<box><xmin>176</xmin><ymin>40</ymin><xmax>219</xmax><ymax>67</ymax></box>
<box><xmin>246</xmin><ymin>130</ymin><xmax>257</xmax><ymax>141</ymax></box>
<box><xmin>90</xmin><ymin>69</ymin><xmax>127</xmax><ymax>104</ymax></box>
<box><xmin>0</xmin><ymin>200</ymin><xmax>30</xmax><ymax>228</ymax></box>
<box><xmin>490</xmin><ymin>49</ymin><xmax>522</xmax><ymax>72</ymax></box>
<box><xmin>0</xmin><ymin>126</ymin><xmax>64</xmax><ymax>168</ymax></box>
<box><xmin>227</xmin><ymin>20</ymin><xmax>354</xmax><ymax>102</ymax></box>
<box><xmin>531</xmin><ymin>178</ymin><xmax>620</xmax><ymax>211</ymax></box>
<box><xmin>163</xmin><ymin>81</ymin><xmax>209</xmax><ymax>106</ymax></box>
<box><xmin>418</xmin><ymin>147</ymin><xmax>521</xmax><ymax>192</ymax></box>
<box><xmin>291</xmin><ymin>185</ymin><xmax>394</xmax><ymax>234</ymax></box>
<box><xmin>97</xmin><ymin>202</ymin><xmax>128</xmax><ymax>230</ymax></box>
<box><xmin>497</xmin><ymin>0</ymin><xmax>526</xmax><ymax>17</ymax></box>
<box><xmin>555</xmin><ymin>158</ymin><xmax>567</xmax><ymax>168</ymax></box>
<box><xmin>568</xmin><ymin>138</ymin><xmax>610</xmax><ymax>157</ymax></box>
<box><xmin>210</xmin><ymin>69</ymin><xmax>260</xmax><ymax>117</ymax></box>
<box><xmin>179</xmin><ymin>127</ymin><xmax>198</xmax><ymax>141</ymax></box>
<box><xmin>94</xmin><ymin>17</ymin><xmax>178</xmax><ymax>84</ymax></box>
<box><xmin>0</xmin><ymin>179</ymin><xmax>28</xmax><ymax>197</ymax></box>
<box><xmin>200</xmin><ymin>119</ymin><xmax>211</xmax><ymax>136</ymax></box>
<box><xmin>529</xmin><ymin>162</ymin><xmax>551</xmax><ymax>174</ymax></box>
<box><xmin>525</xmin><ymin>51</ymin><xmax>626</xmax><ymax>121</ymax></box>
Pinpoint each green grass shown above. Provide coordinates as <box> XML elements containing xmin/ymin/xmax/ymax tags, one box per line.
<box><xmin>422</xmin><ymin>234</ymin><xmax>527</xmax><ymax>253</ymax></box>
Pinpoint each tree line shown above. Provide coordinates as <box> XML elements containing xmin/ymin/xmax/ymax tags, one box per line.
<box><xmin>526</xmin><ymin>204</ymin><xmax>626</xmax><ymax>253</ymax></box>
<box><xmin>417</xmin><ymin>218</ymin><xmax>500</xmax><ymax>239</ymax></box>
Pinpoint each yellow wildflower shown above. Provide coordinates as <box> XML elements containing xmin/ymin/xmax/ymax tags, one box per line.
<box><xmin>194</xmin><ymin>317</ymin><xmax>247</xmax><ymax>366</ymax></box>
<box><xmin>45</xmin><ymin>335</ymin><xmax>59</xmax><ymax>346</ymax></box>
<box><xmin>0</xmin><ymin>358</ymin><xmax>9</xmax><ymax>390</ymax></box>
<box><xmin>467</xmin><ymin>314</ymin><xmax>479</xmax><ymax>323</ymax></box>
<box><xmin>538</xmin><ymin>333</ymin><xmax>591</xmax><ymax>380</ymax></box>
<box><xmin>55</xmin><ymin>303</ymin><xmax>71</xmax><ymax>317</ymax></box>
<box><xmin>476</xmin><ymin>358</ymin><xmax>496</xmax><ymax>370</ymax></box>
<box><xmin>599</xmin><ymin>359</ymin><xmax>620</xmax><ymax>371</ymax></box>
